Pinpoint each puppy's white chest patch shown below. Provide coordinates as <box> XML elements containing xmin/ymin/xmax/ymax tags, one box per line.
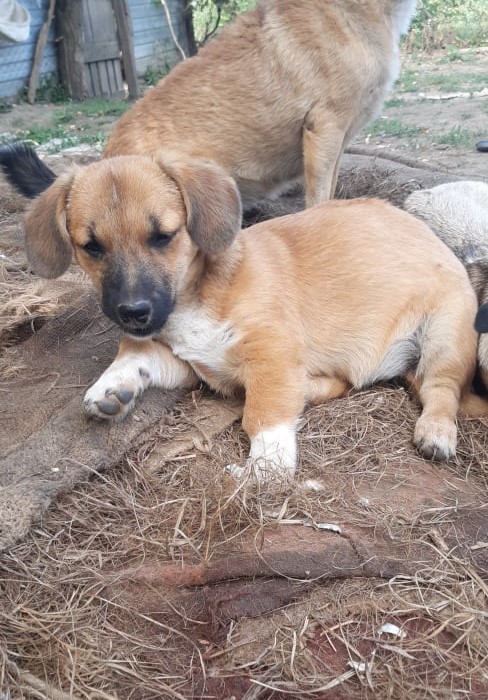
<box><xmin>161</xmin><ymin>306</ymin><xmax>236</xmax><ymax>375</ymax></box>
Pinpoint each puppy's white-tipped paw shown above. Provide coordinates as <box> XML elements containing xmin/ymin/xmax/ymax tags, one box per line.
<box><xmin>83</xmin><ymin>362</ymin><xmax>145</xmax><ymax>420</ymax></box>
<box><xmin>83</xmin><ymin>385</ymin><xmax>136</xmax><ymax>420</ymax></box>
<box><xmin>225</xmin><ymin>458</ymin><xmax>294</xmax><ymax>483</ymax></box>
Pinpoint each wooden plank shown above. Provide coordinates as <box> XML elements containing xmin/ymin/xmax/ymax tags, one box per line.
<box><xmin>98</xmin><ymin>62</ymin><xmax>110</xmax><ymax>96</ymax></box>
<box><xmin>89</xmin><ymin>62</ymin><xmax>100</xmax><ymax>97</ymax></box>
<box><xmin>133</xmin><ymin>41</ymin><xmax>181</xmax><ymax>60</ymax></box>
<box><xmin>111</xmin><ymin>0</ymin><xmax>138</xmax><ymax>99</ymax></box>
<box><xmin>83</xmin><ymin>63</ymin><xmax>91</xmax><ymax>97</ymax></box>
<box><xmin>83</xmin><ymin>40</ymin><xmax>119</xmax><ymax>62</ymax></box>
<box><xmin>57</xmin><ymin>0</ymin><xmax>87</xmax><ymax>99</ymax></box>
<box><xmin>27</xmin><ymin>0</ymin><xmax>57</xmax><ymax>104</ymax></box>
<box><xmin>83</xmin><ymin>0</ymin><xmax>126</xmax><ymax>98</ymax></box>
<box><xmin>112</xmin><ymin>60</ymin><xmax>125</xmax><ymax>95</ymax></box>
<box><xmin>106</xmin><ymin>59</ymin><xmax>114</xmax><ymax>93</ymax></box>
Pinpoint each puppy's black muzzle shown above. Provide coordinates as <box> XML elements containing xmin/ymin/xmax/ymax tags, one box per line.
<box><xmin>106</xmin><ymin>292</ymin><xmax>174</xmax><ymax>337</ymax></box>
<box><xmin>102</xmin><ymin>263</ymin><xmax>174</xmax><ymax>337</ymax></box>
<box><xmin>118</xmin><ymin>301</ymin><xmax>152</xmax><ymax>326</ymax></box>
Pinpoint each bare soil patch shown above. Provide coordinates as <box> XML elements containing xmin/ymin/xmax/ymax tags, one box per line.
<box><xmin>352</xmin><ymin>47</ymin><xmax>488</xmax><ymax>176</ymax></box>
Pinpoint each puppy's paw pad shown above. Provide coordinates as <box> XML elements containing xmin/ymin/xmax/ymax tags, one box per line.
<box><xmin>84</xmin><ymin>386</ymin><xmax>136</xmax><ymax>420</ymax></box>
<box><xmin>95</xmin><ymin>399</ymin><xmax>122</xmax><ymax>416</ymax></box>
<box><xmin>114</xmin><ymin>389</ymin><xmax>134</xmax><ymax>405</ymax></box>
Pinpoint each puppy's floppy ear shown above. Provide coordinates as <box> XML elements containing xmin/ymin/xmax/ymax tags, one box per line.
<box><xmin>24</xmin><ymin>170</ymin><xmax>75</xmax><ymax>278</ymax></box>
<box><xmin>159</xmin><ymin>154</ymin><xmax>242</xmax><ymax>254</ymax></box>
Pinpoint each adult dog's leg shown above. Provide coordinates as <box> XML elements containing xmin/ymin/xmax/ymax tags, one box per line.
<box><xmin>413</xmin><ymin>308</ymin><xmax>477</xmax><ymax>461</ymax></box>
<box><xmin>84</xmin><ymin>336</ymin><xmax>198</xmax><ymax>420</ymax></box>
<box><xmin>303</xmin><ymin>105</ymin><xmax>346</xmax><ymax>206</ymax></box>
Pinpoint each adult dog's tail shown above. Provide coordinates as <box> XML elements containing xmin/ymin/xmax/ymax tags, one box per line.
<box><xmin>0</xmin><ymin>143</ymin><xmax>56</xmax><ymax>199</ymax></box>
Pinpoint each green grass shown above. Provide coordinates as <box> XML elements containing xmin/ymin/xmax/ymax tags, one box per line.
<box><xmin>0</xmin><ymin>97</ymin><xmax>131</xmax><ymax>151</ymax></box>
<box><xmin>39</xmin><ymin>133</ymin><xmax>107</xmax><ymax>153</ymax></box>
<box><xmin>55</xmin><ymin>99</ymin><xmax>130</xmax><ymax>125</ymax></box>
<box><xmin>438</xmin><ymin>46</ymin><xmax>477</xmax><ymax>63</ymax></box>
<box><xmin>23</xmin><ymin>74</ymin><xmax>70</xmax><ymax>104</ymax></box>
<box><xmin>0</xmin><ymin>124</ymin><xmax>108</xmax><ymax>151</ymax></box>
<box><xmin>396</xmin><ymin>66</ymin><xmax>488</xmax><ymax>94</ymax></box>
<box><xmin>18</xmin><ymin>125</ymin><xmax>68</xmax><ymax>144</ymax></box>
<box><xmin>367</xmin><ymin>118</ymin><xmax>423</xmax><ymax>138</ymax></box>
<box><xmin>396</xmin><ymin>69</ymin><xmax>420</xmax><ymax>93</ymax></box>
<box><xmin>384</xmin><ymin>97</ymin><xmax>406</xmax><ymax>108</ymax></box>
<box><xmin>143</xmin><ymin>64</ymin><xmax>170</xmax><ymax>86</ymax></box>
<box><xmin>425</xmin><ymin>71</ymin><xmax>488</xmax><ymax>92</ymax></box>
<box><xmin>436</xmin><ymin>125</ymin><xmax>478</xmax><ymax>148</ymax></box>
<box><xmin>406</xmin><ymin>0</ymin><xmax>488</xmax><ymax>49</ymax></box>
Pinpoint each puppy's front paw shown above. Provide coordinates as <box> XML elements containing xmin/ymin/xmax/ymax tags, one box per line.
<box><xmin>413</xmin><ymin>416</ymin><xmax>457</xmax><ymax>461</ymax></box>
<box><xmin>227</xmin><ymin>424</ymin><xmax>298</xmax><ymax>481</ymax></box>
<box><xmin>225</xmin><ymin>459</ymin><xmax>293</xmax><ymax>482</ymax></box>
<box><xmin>83</xmin><ymin>361</ymin><xmax>146</xmax><ymax>420</ymax></box>
<box><xmin>84</xmin><ymin>383</ymin><xmax>136</xmax><ymax>420</ymax></box>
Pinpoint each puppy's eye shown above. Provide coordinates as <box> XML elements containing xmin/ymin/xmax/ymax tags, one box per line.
<box><xmin>148</xmin><ymin>228</ymin><xmax>176</xmax><ymax>250</ymax></box>
<box><xmin>82</xmin><ymin>238</ymin><xmax>104</xmax><ymax>259</ymax></box>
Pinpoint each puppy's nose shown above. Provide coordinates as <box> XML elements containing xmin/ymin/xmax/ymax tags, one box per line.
<box><xmin>118</xmin><ymin>301</ymin><xmax>152</xmax><ymax>326</ymax></box>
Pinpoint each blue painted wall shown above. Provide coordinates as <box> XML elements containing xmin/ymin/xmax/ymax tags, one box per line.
<box><xmin>130</xmin><ymin>0</ymin><xmax>188</xmax><ymax>74</ymax></box>
<box><xmin>0</xmin><ymin>0</ymin><xmax>57</xmax><ymax>99</ymax></box>
<box><xmin>0</xmin><ymin>0</ymin><xmax>187</xmax><ymax>99</ymax></box>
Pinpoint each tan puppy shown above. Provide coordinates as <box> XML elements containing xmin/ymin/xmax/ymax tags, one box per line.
<box><xmin>102</xmin><ymin>0</ymin><xmax>418</xmax><ymax>207</ymax></box>
<box><xmin>17</xmin><ymin>151</ymin><xmax>481</xmax><ymax>479</ymax></box>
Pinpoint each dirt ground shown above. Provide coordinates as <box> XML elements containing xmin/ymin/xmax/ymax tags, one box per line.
<box><xmin>0</xmin><ymin>46</ymin><xmax>487</xmax><ymax>700</ymax></box>
<box><xmin>353</xmin><ymin>47</ymin><xmax>488</xmax><ymax>176</ymax></box>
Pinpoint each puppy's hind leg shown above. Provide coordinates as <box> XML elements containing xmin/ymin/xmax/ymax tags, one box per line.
<box><xmin>84</xmin><ymin>336</ymin><xmax>198</xmax><ymax>420</ymax></box>
<box><xmin>412</xmin><ymin>305</ymin><xmax>478</xmax><ymax>461</ymax></box>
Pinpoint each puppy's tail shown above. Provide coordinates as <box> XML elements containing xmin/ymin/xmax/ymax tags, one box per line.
<box><xmin>406</xmin><ymin>371</ymin><xmax>488</xmax><ymax>418</ymax></box>
<box><xmin>0</xmin><ymin>143</ymin><xmax>56</xmax><ymax>199</ymax></box>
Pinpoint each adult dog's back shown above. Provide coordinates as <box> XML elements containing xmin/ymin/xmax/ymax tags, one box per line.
<box><xmin>106</xmin><ymin>0</ymin><xmax>417</xmax><ymax>206</ymax></box>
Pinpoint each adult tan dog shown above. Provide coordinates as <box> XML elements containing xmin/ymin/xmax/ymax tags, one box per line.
<box><xmin>105</xmin><ymin>0</ymin><xmax>417</xmax><ymax>206</ymax></box>
<box><xmin>4</xmin><ymin>147</ymin><xmax>483</xmax><ymax>479</ymax></box>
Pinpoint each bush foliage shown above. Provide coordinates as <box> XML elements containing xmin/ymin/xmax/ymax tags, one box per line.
<box><xmin>190</xmin><ymin>0</ymin><xmax>487</xmax><ymax>50</ymax></box>
<box><xmin>408</xmin><ymin>0</ymin><xmax>488</xmax><ymax>49</ymax></box>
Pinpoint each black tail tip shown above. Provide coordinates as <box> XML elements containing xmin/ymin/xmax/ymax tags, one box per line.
<box><xmin>475</xmin><ymin>302</ymin><xmax>488</xmax><ymax>333</ymax></box>
<box><xmin>0</xmin><ymin>142</ymin><xmax>38</xmax><ymax>169</ymax></box>
<box><xmin>0</xmin><ymin>142</ymin><xmax>57</xmax><ymax>199</ymax></box>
